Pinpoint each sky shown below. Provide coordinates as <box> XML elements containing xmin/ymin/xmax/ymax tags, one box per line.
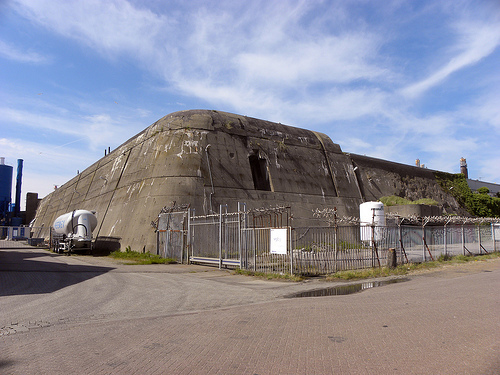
<box><xmin>1</xmin><ymin>0</ymin><xmax>499</xmax><ymax>210</ymax></box>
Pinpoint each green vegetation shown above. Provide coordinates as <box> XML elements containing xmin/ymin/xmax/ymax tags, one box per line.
<box><xmin>277</xmin><ymin>140</ymin><xmax>287</xmax><ymax>152</ymax></box>
<box><xmin>233</xmin><ymin>253</ymin><xmax>498</xmax><ymax>281</ymax></box>
<box><xmin>338</xmin><ymin>240</ymin><xmax>366</xmax><ymax>250</ymax></box>
<box><xmin>477</xmin><ymin>187</ymin><xmax>490</xmax><ymax>194</ymax></box>
<box><xmin>326</xmin><ymin>252</ymin><xmax>499</xmax><ymax>280</ymax></box>
<box><xmin>379</xmin><ymin>196</ymin><xmax>439</xmax><ymax>206</ymax></box>
<box><xmin>109</xmin><ymin>247</ymin><xmax>177</xmax><ymax>265</ymax></box>
<box><xmin>434</xmin><ymin>172</ymin><xmax>500</xmax><ymax>217</ymax></box>
<box><xmin>326</xmin><ymin>266</ymin><xmax>409</xmax><ymax>280</ymax></box>
<box><xmin>234</xmin><ymin>268</ymin><xmax>305</xmax><ymax>281</ymax></box>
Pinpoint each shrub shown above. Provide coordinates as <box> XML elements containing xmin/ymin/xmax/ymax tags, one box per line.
<box><xmin>477</xmin><ymin>187</ymin><xmax>490</xmax><ymax>194</ymax></box>
<box><xmin>434</xmin><ymin>172</ymin><xmax>500</xmax><ymax>217</ymax></box>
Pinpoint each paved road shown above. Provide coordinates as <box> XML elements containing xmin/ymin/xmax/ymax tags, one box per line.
<box><xmin>1</xmin><ymin>240</ymin><xmax>499</xmax><ymax>374</ymax></box>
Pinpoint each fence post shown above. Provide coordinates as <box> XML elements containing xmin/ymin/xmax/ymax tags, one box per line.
<box><xmin>187</xmin><ymin>208</ymin><xmax>191</xmax><ymax>264</ymax></box>
<box><xmin>224</xmin><ymin>205</ymin><xmax>228</xmax><ymax>261</ymax></box>
<box><xmin>156</xmin><ymin>228</ymin><xmax>160</xmax><ymax>256</ymax></box>
<box><xmin>219</xmin><ymin>205</ymin><xmax>223</xmax><ymax>269</ymax></box>
<box><xmin>492</xmin><ymin>223</ymin><xmax>497</xmax><ymax>252</ymax></box>
<box><xmin>477</xmin><ymin>225</ymin><xmax>481</xmax><ymax>254</ymax></box>
<box><xmin>289</xmin><ymin>227</ymin><xmax>293</xmax><ymax>275</ymax></box>
<box><xmin>334</xmin><ymin>224</ymin><xmax>338</xmax><ymax>273</ymax></box>
<box><xmin>444</xmin><ymin>223</ymin><xmax>447</xmax><ymax>257</ymax></box>
<box><xmin>422</xmin><ymin>224</ymin><xmax>426</xmax><ymax>262</ymax></box>
<box><xmin>238</xmin><ymin>202</ymin><xmax>242</xmax><ymax>269</ymax></box>
<box><xmin>253</xmin><ymin>228</ymin><xmax>257</xmax><ymax>272</ymax></box>
<box><xmin>371</xmin><ymin>224</ymin><xmax>375</xmax><ymax>267</ymax></box>
<box><xmin>462</xmin><ymin>224</ymin><xmax>465</xmax><ymax>256</ymax></box>
<box><xmin>398</xmin><ymin>222</ymin><xmax>402</xmax><ymax>262</ymax></box>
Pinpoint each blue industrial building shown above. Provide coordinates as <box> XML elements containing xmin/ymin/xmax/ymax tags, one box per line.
<box><xmin>0</xmin><ymin>158</ymin><xmax>25</xmax><ymax>226</ymax></box>
<box><xmin>0</xmin><ymin>157</ymin><xmax>13</xmax><ymax>225</ymax></box>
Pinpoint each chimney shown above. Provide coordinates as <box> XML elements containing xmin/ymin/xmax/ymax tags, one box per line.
<box><xmin>460</xmin><ymin>157</ymin><xmax>468</xmax><ymax>178</ymax></box>
<box><xmin>14</xmin><ymin>159</ymin><xmax>23</xmax><ymax>216</ymax></box>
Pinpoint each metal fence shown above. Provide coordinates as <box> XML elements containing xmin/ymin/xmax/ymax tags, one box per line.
<box><xmin>242</xmin><ymin>227</ymin><xmax>293</xmax><ymax>274</ymax></box>
<box><xmin>292</xmin><ymin>226</ymin><xmax>377</xmax><ymax>275</ymax></box>
<box><xmin>188</xmin><ymin>204</ymin><xmax>246</xmax><ymax>268</ymax></box>
<box><xmin>156</xmin><ymin>210</ymin><xmax>189</xmax><ymax>262</ymax></box>
<box><xmin>291</xmin><ymin>223</ymin><xmax>498</xmax><ymax>275</ymax></box>
<box><xmin>156</xmin><ymin>205</ymin><xmax>499</xmax><ymax>276</ymax></box>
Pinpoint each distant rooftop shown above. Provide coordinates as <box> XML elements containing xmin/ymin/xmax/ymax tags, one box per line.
<box><xmin>467</xmin><ymin>179</ymin><xmax>500</xmax><ymax>195</ymax></box>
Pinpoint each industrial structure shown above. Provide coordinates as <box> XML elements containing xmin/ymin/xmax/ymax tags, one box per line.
<box><xmin>0</xmin><ymin>157</ymin><xmax>13</xmax><ymax>225</ymax></box>
<box><xmin>31</xmin><ymin>110</ymin><xmax>468</xmax><ymax>254</ymax></box>
<box><xmin>0</xmin><ymin>158</ymin><xmax>28</xmax><ymax>227</ymax></box>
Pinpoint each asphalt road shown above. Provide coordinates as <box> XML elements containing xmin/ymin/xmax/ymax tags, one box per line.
<box><xmin>1</xmin><ymin>241</ymin><xmax>499</xmax><ymax>374</ymax></box>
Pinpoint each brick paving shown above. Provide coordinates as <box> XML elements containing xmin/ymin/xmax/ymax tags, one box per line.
<box><xmin>0</xmin><ymin>240</ymin><xmax>499</xmax><ymax>374</ymax></box>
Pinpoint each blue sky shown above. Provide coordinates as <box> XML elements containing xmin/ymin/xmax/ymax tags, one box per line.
<box><xmin>1</xmin><ymin>0</ymin><xmax>499</xmax><ymax>209</ymax></box>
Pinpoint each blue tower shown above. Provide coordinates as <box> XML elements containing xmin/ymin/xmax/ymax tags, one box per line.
<box><xmin>0</xmin><ymin>157</ymin><xmax>13</xmax><ymax>223</ymax></box>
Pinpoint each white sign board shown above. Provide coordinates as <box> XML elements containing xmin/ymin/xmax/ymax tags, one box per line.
<box><xmin>270</xmin><ymin>228</ymin><xmax>288</xmax><ymax>255</ymax></box>
<box><xmin>494</xmin><ymin>224</ymin><xmax>500</xmax><ymax>240</ymax></box>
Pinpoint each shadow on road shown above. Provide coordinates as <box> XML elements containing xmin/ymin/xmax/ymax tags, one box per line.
<box><xmin>0</xmin><ymin>248</ymin><xmax>115</xmax><ymax>297</ymax></box>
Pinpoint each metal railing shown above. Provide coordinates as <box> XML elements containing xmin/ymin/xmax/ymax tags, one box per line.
<box><xmin>242</xmin><ymin>227</ymin><xmax>293</xmax><ymax>274</ymax></box>
<box><xmin>155</xmin><ymin>205</ymin><xmax>499</xmax><ymax>275</ymax></box>
<box><xmin>292</xmin><ymin>226</ymin><xmax>376</xmax><ymax>274</ymax></box>
<box><xmin>188</xmin><ymin>204</ymin><xmax>246</xmax><ymax>268</ymax></box>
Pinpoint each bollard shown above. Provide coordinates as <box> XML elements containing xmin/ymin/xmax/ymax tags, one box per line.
<box><xmin>387</xmin><ymin>248</ymin><xmax>397</xmax><ymax>269</ymax></box>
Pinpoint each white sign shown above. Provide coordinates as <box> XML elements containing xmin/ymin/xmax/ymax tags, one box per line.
<box><xmin>270</xmin><ymin>228</ymin><xmax>288</xmax><ymax>255</ymax></box>
<box><xmin>494</xmin><ymin>224</ymin><xmax>500</xmax><ymax>239</ymax></box>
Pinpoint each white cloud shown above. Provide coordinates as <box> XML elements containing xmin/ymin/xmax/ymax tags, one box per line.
<box><xmin>6</xmin><ymin>0</ymin><xmax>500</xmax><ymax>185</ymax></box>
<box><xmin>460</xmin><ymin>91</ymin><xmax>500</xmax><ymax>132</ymax></box>
<box><xmin>341</xmin><ymin>137</ymin><xmax>371</xmax><ymax>153</ymax></box>
<box><xmin>0</xmin><ymin>137</ymin><xmax>96</xmax><ymax>206</ymax></box>
<box><xmin>13</xmin><ymin>0</ymin><xmax>391</xmax><ymax>122</ymax></box>
<box><xmin>401</xmin><ymin>20</ymin><xmax>500</xmax><ymax>98</ymax></box>
<box><xmin>85</xmin><ymin>114</ymin><xmax>125</xmax><ymax>151</ymax></box>
<box><xmin>0</xmin><ymin>105</ymin><xmax>139</xmax><ymax>152</ymax></box>
<box><xmin>13</xmin><ymin>0</ymin><xmax>169</xmax><ymax>59</ymax></box>
<box><xmin>0</xmin><ymin>107</ymin><xmax>81</xmax><ymax>136</ymax></box>
<box><xmin>0</xmin><ymin>39</ymin><xmax>50</xmax><ymax>63</ymax></box>
<box><xmin>477</xmin><ymin>157</ymin><xmax>500</xmax><ymax>184</ymax></box>
<box><xmin>234</xmin><ymin>34</ymin><xmax>386</xmax><ymax>86</ymax></box>
<box><xmin>0</xmin><ymin>137</ymin><xmax>92</xmax><ymax>171</ymax></box>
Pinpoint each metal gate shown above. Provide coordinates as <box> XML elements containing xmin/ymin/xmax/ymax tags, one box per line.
<box><xmin>188</xmin><ymin>204</ymin><xmax>246</xmax><ymax>268</ymax></box>
<box><xmin>156</xmin><ymin>210</ymin><xmax>189</xmax><ymax>263</ymax></box>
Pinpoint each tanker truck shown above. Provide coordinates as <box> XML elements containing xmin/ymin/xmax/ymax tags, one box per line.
<box><xmin>52</xmin><ymin>210</ymin><xmax>97</xmax><ymax>254</ymax></box>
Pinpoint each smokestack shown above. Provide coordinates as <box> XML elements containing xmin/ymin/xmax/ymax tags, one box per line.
<box><xmin>14</xmin><ymin>159</ymin><xmax>23</xmax><ymax>216</ymax></box>
<box><xmin>460</xmin><ymin>157</ymin><xmax>468</xmax><ymax>178</ymax></box>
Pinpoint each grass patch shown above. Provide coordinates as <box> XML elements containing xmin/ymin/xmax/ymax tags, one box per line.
<box><xmin>379</xmin><ymin>195</ymin><xmax>439</xmax><ymax>206</ymax></box>
<box><xmin>234</xmin><ymin>268</ymin><xmax>305</xmax><ymax>282</ymax></box>
<box><xmin>326</xmin><ymin>252</ymin><xmax>499</xmax><ymax>280</ymax></box>
<box><xmin>109</xmin><ymin>249</ymin><xmax>177</xmax><ymax>265</ymax></box>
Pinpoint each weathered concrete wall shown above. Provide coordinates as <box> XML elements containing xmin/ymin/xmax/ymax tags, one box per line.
<box><xmin>348</xmin><ymin>154</ymin><xmax>467</xmax><ymax>215</ymax></box>
<box><xmin>33</xmin><ymin>110</ymin><xmax>463</xmax><ymax>253</ymax></box>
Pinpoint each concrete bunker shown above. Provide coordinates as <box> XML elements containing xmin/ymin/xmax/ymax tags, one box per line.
<box><xmin>32</xmin><ymin>110</ymin><xmax>463</xmax><ymax>254</ymax></box>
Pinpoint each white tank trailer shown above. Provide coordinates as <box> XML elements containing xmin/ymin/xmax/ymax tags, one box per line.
<box><xmin>52</xmin><ymin>210</ymin><xmax>97</xmax><ymax>253</ymax></box>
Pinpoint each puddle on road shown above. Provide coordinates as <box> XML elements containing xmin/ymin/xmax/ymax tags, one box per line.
<box><xmin>285</xmin><ymin>278</ymin><xmax>410</xmax><ymax>298</ymax></box>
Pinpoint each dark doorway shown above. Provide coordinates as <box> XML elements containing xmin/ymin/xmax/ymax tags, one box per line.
<box><xmin>249</xmin><ymin>153</ymin><xmax>271</xmax><ymax>191</ymax></box>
